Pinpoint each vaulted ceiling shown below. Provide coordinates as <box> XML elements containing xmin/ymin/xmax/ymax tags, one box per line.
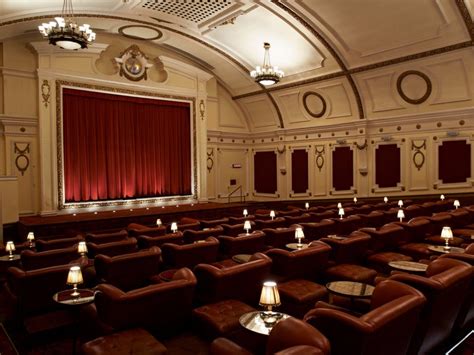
<box><xmin>0</xmin><ymin>0</ymin><xmax>473</xmax><ymax>120</ymax></box>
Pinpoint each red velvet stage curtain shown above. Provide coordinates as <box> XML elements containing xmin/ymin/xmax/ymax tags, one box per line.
<box><xmin>254</xmin><ymin>151</ymin><xmax>277</xmax><ymax>194</ymax></box>
<box><xmin>332</xmin><ymin>147</ymin><xmax>353</xmax><ymax>191</ymax></box>
<box><xmin>291</xmin><ymin>149</ymin><xmax>308</xmax><ymax>193</ymax></box>
<box><xmin>63</xmin><ymin>88</ymin><xmax>191</xmax><ymax>202</ymax></box>
<box><xmin>375</xmin><ymin>144</ymin><xmax>401</xmax><ymax>188</ymax></box>
<box><xmin>439</xmin><ymin>140</ymin><xmax>471</xmax><ymax>183</ymax></box>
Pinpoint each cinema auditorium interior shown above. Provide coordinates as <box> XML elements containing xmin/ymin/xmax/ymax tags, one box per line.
<box><xmin>0</xmin><ymin>0</ymin><xmax>473</xmax><ymax>354</ymax></box>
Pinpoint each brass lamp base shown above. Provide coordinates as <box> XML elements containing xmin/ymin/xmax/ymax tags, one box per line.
<box><xmin>259</xmin><ymin>311</ymin><xmax>283</xmax><ymax>327</ymax></box>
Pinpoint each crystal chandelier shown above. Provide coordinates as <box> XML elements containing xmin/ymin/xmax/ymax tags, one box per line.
<box><xmin>38</xmin><ymin>0</ymin><xmax>96</xmax><ymax>50</ymax></box>
<box><xmin>250</xmin><ymin>42</ymin><xmax>284</xmax><ymax>86</ymax></box>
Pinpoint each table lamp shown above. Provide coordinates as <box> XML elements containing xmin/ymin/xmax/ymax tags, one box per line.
<box><xmin>338</xmin><ymin>207</ymin><xmax>345</xmax><ymax>219</ymax></box>
<box><xmin>453</xmin><ymin>200</ymin><xmax>460</xmax><ymax>209</ymax></box>
<box><xmin>243</xmin><ymin>209</ymin><xmax>248</xmax><ymax>217</ymax></box>
<box><xmin>440</xmin><ymin>194</ymin><xmax>445</xmax><ymax>201</ymax></box>
<box><xmin>77</xmin><ymin>241</ymin><xmax>88</xmax><ymax>256</ymax></box>
<box><xmin>5</xmin><ymin>241</ymin><xmax>15</xmax><ymax>259</ymax></box>
<box><xmin>353</xmin><ymin>197</ymin><xmax>357</xmax><ymax>203</ymax></box>
<box><xmin>295</xmin><ymin>227</ymin><xmax>304</xmax><ymax>246</ymax></box>
<box><xmin>398</xmin><ymin>200</ymin><xmax>403</xmax><ymax>208</ymax></box>
<box><xmin>305</xmin><ymin>202</ymin><xmax>309</xmax><ymax>210</ymax></box>
<box><xmin>67</xmin><ymin>266</ymin><xmax>83</xmax><ymax>297</ymax></box>
<box><xmin>337</xmin><ymin>202</ymin><xmax>342</xmax><ymax>209</ymax></box>
<box><xmin>244</xmin><ymin>220</ymin><xmax>252</xmax><ymax>235</ymax></box>
<box><xmin>397</xmin><ymin>209</ymin><xmax>405</xmax><ymax>222</ymax></box>
<box><xmin>441</xmin><ymin>226</ymin><xmax>453</xmax><ymax>250</ymax></box>
<box><xmin>156</xmin><ymin>218</ymin><xmax>162</xmax><ymax>227</ymax></box>
<box><xmin>384</xmin><ymin>196</ymin><xmax>388</xmax><ymax>203</ymax></box>
<box><xmin>259</xmin><ymin>281</ymin><xmax>282</xmax><ymax>327</ymax></box>
<box><xmin>171</xmin><ymin>222</ymin><xmax>178</xmax><ymax>233</ymax></box>
<box><xmin>270</xmin><ymin>210</ymin><xmax>275</xmax><ymax>220</ymax></box>
<box><xmin>27</xmin><ymin>232</ymin><xmax>35</xmax><ymax>248</ymax></box>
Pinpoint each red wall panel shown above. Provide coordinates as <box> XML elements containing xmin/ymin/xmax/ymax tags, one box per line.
<box><xmin>254</xmin><ymin>151</ymin><xmax>277</xmax><ymax>194</ymax></box>
<box><xmin>332</xmin><ymin>147</ymin><xmax>353</xmax><ymax>191</ymax></box>
<box><xmin>292</xmin><ymin>149</ymin><xmax>309</xmax><ymax>194</ymax></box>
<box><xmin>439</xmin><ymin>140</ymin><xmax>471</xmax><ymax>183</ymax></box>
<box><xmin>375</xmin><ymin>144</ymin><xmax>401</xmax><ymax>188</ymax></box>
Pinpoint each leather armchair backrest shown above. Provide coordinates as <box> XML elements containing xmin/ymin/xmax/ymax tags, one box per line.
<box><xmin>283</xmin><ymin>214</ymin><xmax>312</xmax><ymax>226</ymax></box>
<box><xmin>21</xmin><ymin>246</ymin><xmax>79</xmax><ymax>270</ymax></box>
<box><xmin>217</xmin><ymin>232</ymin><xmax>266</xmax><ymax>257</ymax></box>
<box><xmin>299</xmin><ymin>219</ymin><xmax>336</xmax><ymax>241</ymax></box>
<box><xmin>320</xmin><ymin>233</ymin><xmax>371</xmax><ymax>264</ymax></box>
<box><xmin>266</xmin><ymin>242</ymin><xmax>330</xmax><ymax>281</ymax></box>
<box><xmin>266</xmin><ymin>317</ymin><xmax>330</xmax><ymax>355</ymax></box>
<box><xmin>262</xmin><ymin>228</ymin><xmax>295</xmax><ymax>248</ymax></box>
<box><xmin>228</xmin><ymin>215</ymin><xmax>256</xmax><ymax>225</ymax></box>
<box><xmin>255</xmin><ymin>217</ymin><xmax>286</xmax><ymax>230</ymax></box>
<box><xmin>94</xmin><ymin>246</ymin><xmax>162</xmax><ymax>291</ymax></box>
<box><xmin>127</xmin><ymin>224</ymin><xmax>166</xmax><ymax>237</ymax></box>
<box><xmin>161</xmin><ymin>237</ymin><xmax>219</xmax><ymax>268</ymax></box>
<box><xmin>200</xmin><ymin>218</ymin><xmax>229</xmax><ymax>228</ymax></box>
<box><xmin>221</xmin><ymin>222</ymin><xmax>256</xmax><ymax>237</ymax></box>
<box><xmin>87</xmin><ymin>238</ymin><xmax>137</xmax><ymax>258</ymax></box>
<box><xmin>362</xmin><ymin>223</ymin><xmax>405</xmax><ymax>251</ymax></box>
<box><xmin>35</xmin><ymin>235</ymin><xmax>84</xmax><ymax>251</ymax></box>
<box><xmin>278</xmin><ymin>209</ymin><xmax>301</xmax><ymax>217</ymax></box>
<box><xmin>86</xmin><ymin>230</ymin><xmax>128</xmax><ymax>244</ymax></box>
<box><xmin>183</xmin><ymin>226</ymin><xmax>223</xmax><ymax>243</ymax></box>
<box><xmin>95</xmin><ymin>267</ymin><xmax>196</xmax><ymax>334</ymax></box>
<box><xmin>136</xmin><ymin>232</ymin><xmax>183</xmax><ymax>249</ymax></box>
<box><xmin>194</xmin><ymin>253</ymin><xmax>272</xmax><ymax>305</ymax></box>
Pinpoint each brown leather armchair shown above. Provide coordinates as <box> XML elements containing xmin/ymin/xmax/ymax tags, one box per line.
<box><xmin>87</xmin><ymin>238</ymin><xmax>137</xmax><ymax>258</ymax></box>
<box><xmin>166</xmin><ymin>217</ymin><xmax>200</xmax><ymax>233</ymax></box>
<box><xmin>221</xmin><ymin>222</ymin><xmax>256</xmax><ymax>237</ymax></box>
<box><xmin>283</xmin><ymin>213</ymin><xmax>312</xmax><ymax>226</ymax></box>
<box><xmin>217</xmin><ymin>232</ymin><xmax>266</xmax><ymax>259</ymax></box>
<box><xmin>20</xmin><ymin>246</ymin><xmax>80</xmax><ymax>271</ymax></box>
<box><xmin>228</xmin><ymin>215</ymin><xmax>256</xmax><ymax>225</ymax></box>
<box><xmin>299</xmin><ymin>219</ymin><xmax>336</xmax><ymax>241</ymax></box>
<box><xmin>331</xmin><ymin>215</ymin><xmax>364</xmax><ymax>236</ymax></box>
<box><xmin>35</xmin><ymin>235</ymin><xmax>84</xmax><ymax>251</ymax></box>
<box><xmin>262</xmin><ymin>227</ymin><xmax>296</xmax><ymax>249</ymax></box>
<box><xmin>93</xmin><ymin>268</ymin><xmax>196</xmax><ymax>336</ymax></box>
<box><xmin>210</xmin><ymin>317</ymin><xmax>330</xmax><ymax>355</ymax></box>
<box><xmin>265</xmin><ymin>242</ymin><xmax>330</xmax><ymax>318</ymax></box>
<box><xmin>255</xmin><ymin>217</ymin><xmax>286</xmax><ymax>230</ymax></box>
<box><xmin>136</xmin><ymin>231</ymin><xmax>183</xmax><ymax>249</ymax></box>
<box><xmin>200</xmin><ymin>217</ymin><xmax>229</xmax><ymax>228</ymax></box>
<box><xmin>387</xmin><ymin>258</ymin><xmax>472</xmax><ymax>355</ymax></box>
<box><xmin>85</xmin><ymin>230</ymin><xmax>128</xmax><ymax>244</ymax></box>
<box><xmin>127</xmin><ymin>223</ymin><xmax>166</xmax><ymax>238</ymax></box>
<box><xmin>304</xmin><ymin>280</ymin><xmax>426</xmax><ymax>355</ymax></box>
<box><xmin>192</xmin><ymin>253</ymin><xmax>272</xmax><ymax>338</ymax></box>
<box><xmin>321</xmin><ymin>231</ymin><xmax>377</xmax><ymax>284</ymax></box>
<box><xmin>161</xmin><ymin>237</ymin><xmax>219</xmax><ymax>269</ymax></box>
<box><xmin>94</xmin><ymin>246</ymin><xmax>162</xmax><ymax>291</ymax></box>
<box><xmin>183</xmin><ymin>226</ymin><xmax>224</xmax><ymax>244</ymax></box>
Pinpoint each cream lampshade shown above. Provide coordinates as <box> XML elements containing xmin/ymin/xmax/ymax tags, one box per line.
<box><xmin>295</xmin><ymin>227</ymin><xmax>304</xmax><ymax>245</ymax></box>
<box><xmin>5</xmin><ymin>241</ymin><xmax>15</xmax><ymax>259</ymax></box>
<box><xmin>156</xmin><ymin>218</ymin><xmax>162</xmax><ymax>226</ymax></box>
<box><xmin>171</xmin><ymin>222</ymin><xmax>178</xmax><ymax>233</ymax></box>
<box><xmin>397</xmin><ymin>209</ymin><xmax>405</xmax><ymax>222</ymax></box>
<box><xmin>259</xmin><ymin>281</ymin><xmax>282</xmax><ymax>326</ymax></box>
<box><xmin>337</xmin><ymin>202</ymin><xmax>342</xmax><ymax>209</ymax></box>
<box><xmin>305</xmin><ymin>202</ymin><xmax>309</xmax><ymax>210</ymax></box>
<box><xmin>338</xmin><ymin>208</ymin><xmax>345</xmax><ymax>219</ymax></box>
<box><xmin>353</xmin><ymin>197</ymin><xmax>357</xmax><ymax>203</ymax></box>
<box><xmin>441</xmin><ymin>226</ymin><xmax>453</xmax><ymax>250</ymax></box>
<box><xmin>67</xmin><ymin>266</ymin><xmax>83</xmax><ymax>297</ymax></box>
<box><xmin>384</xmin><ymin>196</ymin><xmax>388</xmax><ymax>203</ymax></box>
<box><xmin>77</xmin><ymin>241</ymin><xmax>88</xmax><ymax>256</ymax></box>
<box><xmin>440</xmin><ymin>194</ymin><xmax>445</xmax><ymax>201</ymax></box>
<box><xmin>453</xmin><ymin>200</ymin><xmax>460</xmax><ymax>209</ymax></box>
<box><xmin>244</xmin><ymin>220</ymin><xmax>252</xmax><ymax>235</ymax></box>
<box><xmin>270</xmin><ymin>210</ymin><xmax>276</xmax><ymax>220</ymax></box>
<box><xmin>27</xmin><ymin>232</ymin><xmax>35</xmax><ymax>247</ymax></box>
<box><xmin>243</xmin><ymin>209</ymin><xmax>248</xmax><ymax>217</ymax></box>
<box><xmin>398</xmin><ymin>200</ymin><xmax>403</xmax><ymax>208</ymax></box>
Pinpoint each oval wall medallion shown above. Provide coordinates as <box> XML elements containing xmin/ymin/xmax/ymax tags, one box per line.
<box><xmin>302</xmin><ymin>91</ymin><xmax>327</xmax><ymax>118</ymax></box>
<box><xmin>118</xmin><ymin>25</ymin><xmax>163</xmax><ymax>41</ymax></box>
<box><xmin>396</xmin><ymin>70</ymin><xmax>432</xmax><ymax>105</ymax></box>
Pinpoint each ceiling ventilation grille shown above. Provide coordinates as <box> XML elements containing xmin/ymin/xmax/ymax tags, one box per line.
<box><xmin>141</xmin><ymin>0</ymin><xmax>233</xmax><ymax>23</ymax></box>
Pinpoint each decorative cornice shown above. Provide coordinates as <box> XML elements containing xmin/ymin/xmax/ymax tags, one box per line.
<box><xmin>455</xmin><ymin>0</ymin><xmax>474</xmax><ymax>41</ymax></box>
<box><xmin>0</xmin><ymin>67</ymin><xmax>36</xmax><ymax>79</ymax></box>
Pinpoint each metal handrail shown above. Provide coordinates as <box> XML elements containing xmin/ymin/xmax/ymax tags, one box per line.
<box><xmin>228</xmin><ymin>185</ymin><xmax>245</xmax><ymax>203</ymax></box>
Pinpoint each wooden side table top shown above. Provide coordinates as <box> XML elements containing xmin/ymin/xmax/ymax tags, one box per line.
<box><xmin>239</xmin><ymin>311</ymin><xmax>291</xmax><ymax>336</ymax></box>
<box><xmin>232</xmin><ymin>254</ymin><xmax>251</xmax><ymax>264</ymax></box>
<box><xmin>286</xmin><ymin>243</ymin><xmax>309</xmax><ymax>250</ymax></box>
<box><xmin>53</xmin><ymin>289</ymin><xmax>95</xmax><ymax>306</ymax></box>
<box><xmin>326</xmin><ymin>281</ymin><xmax>374</xmax><ymax>299</ymax></box>
<box><xmin>427</xmin><ymin>245</ymin><xmax>465</xmax><ymax>254</ymax></box>
<box><xmin>389</xmin><ymin>261</ymin><xmax>428</xmax><ymax>273</ymax></box>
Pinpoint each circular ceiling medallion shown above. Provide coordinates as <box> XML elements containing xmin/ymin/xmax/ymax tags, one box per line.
<box><xmin>118</xmin><ymin>25</ymin><xmax>163</xmax><ymax>41</ymax></box>
<box><xmin>302</xmin><ymin>91</ymin><xmax>327</xmax><ymax>118</ymax></box>
<box><xmin>396</xmin><ymin>70</ymin><xmax>432</xmax><ymax>105</ymax></box>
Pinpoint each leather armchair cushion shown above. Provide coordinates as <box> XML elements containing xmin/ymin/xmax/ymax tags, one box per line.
<box><xmin>367</xmin><ymin>252</ymin><xmax>412</xmax><ymax>273</ymax></box>
<box><xmin>82</xmin><ymin>328</ymin><xmax>167</xmax><ymax>355</ymax></box>
<box><xmin>193</xmin><ymin>299</ymin><xmax>256</xmax><ymax>338</ymax></box>
<box><xmin>324</xmin><ymin>264</ymin><xmax>377</xmax><ymax>284</ymax></box>
<box><xmin>278</xmin><ymin>279</ymin><xmax>327</xmax><ymax>303</ymax></box>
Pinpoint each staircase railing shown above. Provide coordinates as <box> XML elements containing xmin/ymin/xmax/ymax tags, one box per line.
<box><xmin>228</xmin><ymin>185</ymin><xmax>245</xmax><ymax>203</ymax></box>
